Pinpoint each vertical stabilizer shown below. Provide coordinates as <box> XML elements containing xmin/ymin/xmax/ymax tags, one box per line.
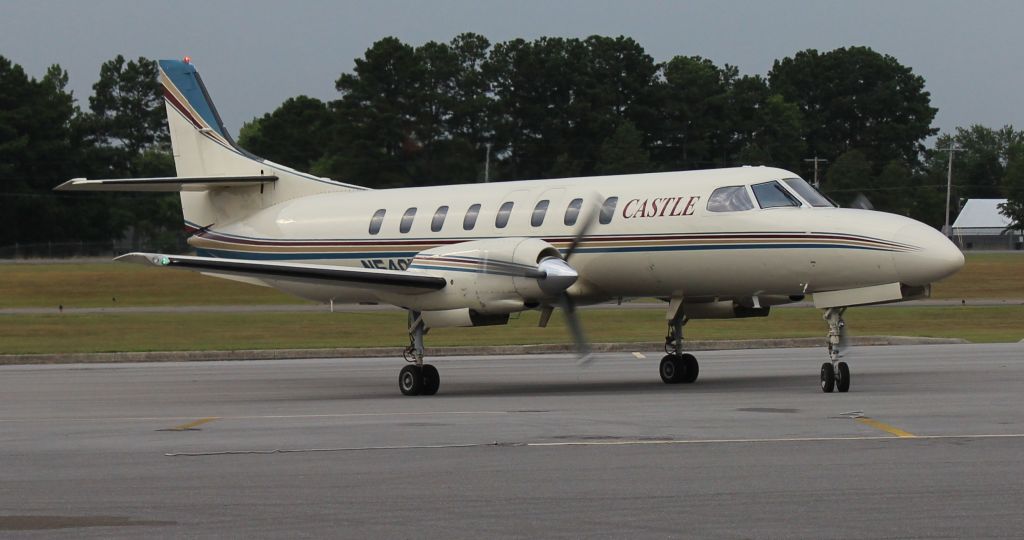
<box><xmin>157</xmin><ymin>59</ymin><xmax>364</xmax><ymax>231</ymax></box>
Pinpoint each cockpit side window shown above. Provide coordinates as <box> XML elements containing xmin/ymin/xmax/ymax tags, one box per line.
<box><xmin>782</xmin><ymin>178</ymin><xmax>835</xmax><ymax>207</ymax></box>
<box><xmin>751</xmin><ymin>181</ymin><xmax>801</xmax><ymax>209</ymax></box>
<box><xmin>706</xmin><ymin>186</ymin><xmax>754</xmax><ymax>212</ymax></box>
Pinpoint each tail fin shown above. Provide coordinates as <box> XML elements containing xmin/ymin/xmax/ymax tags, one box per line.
<box><xmin>157</xmin><ymin>59</ymin><xmax>365</xmax><ymax>230</ymax></box>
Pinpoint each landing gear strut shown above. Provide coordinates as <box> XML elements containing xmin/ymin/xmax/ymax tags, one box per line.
<box><xmin>660</xmin><ymin>302</ymin><xmax>699</xmax><ymax>384</ymax></box>
<box><xmin>399</xmin><ymin>311</ymin><xmax>440</xmax><ymax>396</ymax></box>
<box><xmin>821</xmin><ymin>307</ymin><xmax>851</xmax><ymax>393</ymax></box>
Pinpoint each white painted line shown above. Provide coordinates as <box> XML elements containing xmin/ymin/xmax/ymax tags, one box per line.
<box><xmin>632</xmin><ymin>352</ymin><xmax>646</xmax><ymax>359</ymax></box>
<box><xmin>165</xmin><ymin>433</ymin><xmax>1024</xmax><ymax>457</ymax></box>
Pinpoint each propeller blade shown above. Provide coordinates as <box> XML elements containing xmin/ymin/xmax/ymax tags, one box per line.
<box><xmin>558</xmin><ymin>293</ymin><xmax>592</xmax><ymax>365</ymax></box>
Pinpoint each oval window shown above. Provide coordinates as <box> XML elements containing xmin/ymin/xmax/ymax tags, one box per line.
<box><xmin>564</xmin><ymin>198</ymin><xmax>583</xmax><ymax>226</ymax></box>
<box><xmin>599</xmin><ymin>196</ymin><xmax>618</xmax><ymax>224</ymax></box>
<box><xmin>496</xmin><ymin>201</ymin><xmax>514</xmax><ymax>228</ymax></box>
<box><xmin>368</xmin><ymin>209</ymin><xmax>386</xmax><ymax>235</ymax></box>
<box><xmin>463</xmin><ymin>203</ymin><xmax>481</xmax><ymax>230</ymax></box>
<box><xmin>532</xmin><ymin>200</ymin><xmax>550</xmax><ymax>227</ymax></box>
<box><xmin>431</xmin><ymin>206</ymin><xmax>449</xmax><ymax>232</ymax></box>
<box><xmin>400</xmin><ymin>207</ymin><xmax>417</xmax><ymax>233</ymax></box>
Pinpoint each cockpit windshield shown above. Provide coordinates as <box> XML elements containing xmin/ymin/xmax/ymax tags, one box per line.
<box><xmin>782</xmin><ymin>178</ymin><xmax>835</xmax><ymax>207</ymax></box>
<box><xmin>707</xmin><ymin>186</ymin><xmax>754</xmax><ymax>212</ymax></box>
<box><xmin>751</xmin><ymin>181</ymin><xmax>801</xmax><ymax>209</ymax></box>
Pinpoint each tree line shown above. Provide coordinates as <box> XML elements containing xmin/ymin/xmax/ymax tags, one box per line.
<box><xmin>2</xmin><ymin>34</ymin><xmax>1023</xmax><ymax>251</ymax></box>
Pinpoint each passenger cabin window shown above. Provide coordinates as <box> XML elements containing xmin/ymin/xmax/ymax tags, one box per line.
<box><xmin>751</xmin><ymin>181</ymin><xmax>801</xmax><ymax>209</ymax></box>
<box><xmin>564</xmin><ymin>198</ymin><xmax>583</xmax><ymax>226</ymax></box>
<box><xmin>400</xmin><ymin>207</ymin><xmax>417</xmax><ymax>233</ymax></box>
<box><xmin>599</xmin><ymin>196</ymin><xmax>618</xmax><ymax>224</ymax></box>
<box><xmin>431</xmin><ymin>206</ymin><xmax>449</xmax><ymax>232</ymax></box>
<box><xmin>463</xmin><ymin>203</ymin><xmax>481</xmax><ymax>230</ymax></box>
<box><xmin>532</xmin><ymin>200</ymin><xmax>550</xmax><ymax>227</ymax></box>
<box><xmin>707</xmin><ymin>186</ymin><xmax>754</xmax><ymax>212</ymax></box>
<box><xmin>496</xmin><ymin>201</ymin><xmax>514</xmax><ymax>228</ymax></box>
<box><xmin>369</xmin><ymin>209</ymin><xmax>386</xmax><ymax>235</ymax></box>
<box><xmin>782</xmin><ymin>178</ymin><xmax>835</xmax><ymax>207</ymax></box>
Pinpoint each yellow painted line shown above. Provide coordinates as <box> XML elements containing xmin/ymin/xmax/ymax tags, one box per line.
<box><xmin>856</xmin><ymin>417</ymin><xmax>916</xmax><ymax>438</ymax></box>
<box><xmin>165</xmin><ymin>417</ymin><xmax>219</xmax><ymax>431</ymax></box>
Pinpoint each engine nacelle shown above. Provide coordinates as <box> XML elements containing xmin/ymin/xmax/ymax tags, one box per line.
<box><xmin>406</xmin><ymin>237</ymin><xmax>570</xmax><ymax>314</ymax></box>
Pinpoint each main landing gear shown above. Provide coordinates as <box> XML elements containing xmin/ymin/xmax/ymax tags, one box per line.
<box><xmin>399</xmin><ymin>311</ymin><xmax>440</xmax><ymax>396</ymax></box>
<box><xmin>820</xmin><ymin>307</ymin><xmax>851</xmax><ymax>393</ymax></box>
<box><xmin>660</xmin><ymin>303</ymin><xmax>699</xmax><ymax>384</ymax></box>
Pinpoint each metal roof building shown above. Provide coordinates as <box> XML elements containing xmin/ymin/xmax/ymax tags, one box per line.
<box><xmin>951</xmin><ymin>199</ymin><xmax>1023</xmax><ymax>250</ymax></box>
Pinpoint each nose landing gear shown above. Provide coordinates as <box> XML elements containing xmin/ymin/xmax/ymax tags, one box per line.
<box><xmin>821</xmin><ymin>307</ymin><xmax>851</xmax><ymax>393</ymax></box>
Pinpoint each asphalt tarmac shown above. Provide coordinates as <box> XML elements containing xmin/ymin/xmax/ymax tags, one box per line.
<box><xmin>2</xmin><ymin>343</ymin><xmax>1023</xmax><ymax>538</ymax></box>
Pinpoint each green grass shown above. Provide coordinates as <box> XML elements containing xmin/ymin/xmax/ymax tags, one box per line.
<box><xmin>2</xmin><ymin>306</ymin><xmax>1021</xmax><ymax>355</ymax></box>
<box><xmin>931</xmin><ymin>252</ymin><xmax>1024</xmax><ymax>299</ymax></box>
<box><xmin>0</xmin><ymin>263</ymin><xmax>312</xmax><ymax>308</ymax></box>
<box><xmin>2</xmin><ymin>252</ymin><xmax>1021</xmax><ymax>309</ymax></box>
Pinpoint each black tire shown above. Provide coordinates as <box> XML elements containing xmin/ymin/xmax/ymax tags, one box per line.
<box><xmin>680</xmin><ymin>353</ymin><xmax>699</xmax><ymax>383</ymax></box>
<box><xmin>421</xmin><ymin>364</ymin><xmax>440</xmax><ymax>396</ymax></box>
<box><xmin>399</xmin><ymin>365</ymin><xmax>423</xmax><ymax>396</ymax></box>
<box><xmin>820</xmin><ymin>362</ymin><xmax>835</xmax><ymax>393</ymax></box>
<box><xmin>660</xmin><ymin>355</ymin><xmax>685</xmax><ymax>384</ymax></box>
<box><xmin>836</xmin><ymin>362</ymin><xmax>851</xmax><ymax>393</ymax></box>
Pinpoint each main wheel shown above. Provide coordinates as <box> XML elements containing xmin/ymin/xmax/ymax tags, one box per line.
<box><xmin>680</xmin><ymin>353</ymin><xmax>699</xmax><ymax>383</ymax></box>
<box><xmin>660</xmin><ymin>355</ymin><xmax>685</xmax><ymax>384</ymax></box>
<box><xmin>421</xmin><ymin>364</ymin><xmax>440</xmax><ymax>396</ymax></box>
<box><xmin>836</xmin><ymin>361</ymin><xmax>851</xmax><ymax>393</ymax></box>
<box><xmin>399</xmin><ymin>365</ymin><xmax>423</xmax><ymax>396</ymax></box>
<box><xmin>820</xmin><ymin>362</ymin><xmax>835</xmax><ymax>393</ymax></box>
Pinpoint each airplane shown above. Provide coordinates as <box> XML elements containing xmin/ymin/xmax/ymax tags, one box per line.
<box><xmin>56</xmin><ymin>58</ymin><xmax>965</xmax><ymax>396</ymax></box>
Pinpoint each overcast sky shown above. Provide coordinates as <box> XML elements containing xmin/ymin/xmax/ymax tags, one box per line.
<box><xmin>2</xmin><ymin>0</ymin><xmax>1020</xmax><ymax>141</ymax></box>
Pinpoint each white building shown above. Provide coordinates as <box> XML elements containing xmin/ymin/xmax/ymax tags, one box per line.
<box><xmin>951</xmin><ymin>199</ymin><xmax>1023</xmax><ymax>250</ymax></box>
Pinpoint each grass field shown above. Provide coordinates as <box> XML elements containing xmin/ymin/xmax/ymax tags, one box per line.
<box><xmin>0</xmin><ymin>262</ymin><xmax>310</xmax><ymax>308</ymax></box>
<box><xmin>2</xmin><ymin>306</ymin><xmax>1021</xmax><ymax>355</ymax></box>
<box><xmin>2</xmin><ymin>253</ymin><xmax>1021</xmax><ymax>354</ymax></box>
<box><xmin>931</xmin><ymin>253</ymin><xmax>1024</xmax><ymax>299</ymax></box>
<box><xmin>1</xmin><ymin>252</ymin><xmax>1022</xmax><ymax>309</ymax></box>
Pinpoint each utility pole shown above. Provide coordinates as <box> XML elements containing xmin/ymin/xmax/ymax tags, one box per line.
<box><xmin>484</xmin><ymin>142</ymin><xmax>492</xmax><ymax>183</ymax></box>
<box><xmin>803</xmin><ymin>156</ymin><xmax>828</xmax><ymax>188</ymax></box>
<box><xmin>938</xmin><ymin>142</ymin><xmax>962</xmax><ymax>237</ymax></box>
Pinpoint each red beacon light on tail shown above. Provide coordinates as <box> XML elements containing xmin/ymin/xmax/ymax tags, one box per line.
<box><xmin>183</xmin><ymin>56</ymin><xmax>192</xmax><ymax>64</ymax></box>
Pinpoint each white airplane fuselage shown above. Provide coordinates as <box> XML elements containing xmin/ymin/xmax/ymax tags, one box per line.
<box><xmin>187</xmin><ymin>167</ymin><xmax>964</xmax><ymax>311</ymax></box>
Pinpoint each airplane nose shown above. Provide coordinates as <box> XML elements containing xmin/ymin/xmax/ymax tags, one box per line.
<box><xmin>891</xmin><ymin>221</ymin><xmax>965</xmax><ymax>286</ymax></box>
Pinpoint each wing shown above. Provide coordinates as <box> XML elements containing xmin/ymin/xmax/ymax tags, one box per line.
<box><xmin>55</xmin><ymin>175</ymin><xmax>278</xmax><ymax>192</ymax></box>
<box><xmin>116</xmin><ymin>252</ymin><xmax>446</xmax><ymax>294</ymax></box>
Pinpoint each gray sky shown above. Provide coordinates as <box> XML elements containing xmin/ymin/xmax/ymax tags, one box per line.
<box><xmin>2</xmin><ymin>0</ymin><xmax>1020</xmax><ymax>141</ymax></box>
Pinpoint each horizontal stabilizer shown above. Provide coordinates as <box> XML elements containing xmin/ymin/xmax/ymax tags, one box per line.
<box><xmin>54</xmin><ymin>175</ymin><xmax>278</xmax><ymax>192</ymax></box>
<box><xmin>116</xmin><ymin>253</ymin><xmax>447</xmax><ymax>292</ymax></box>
